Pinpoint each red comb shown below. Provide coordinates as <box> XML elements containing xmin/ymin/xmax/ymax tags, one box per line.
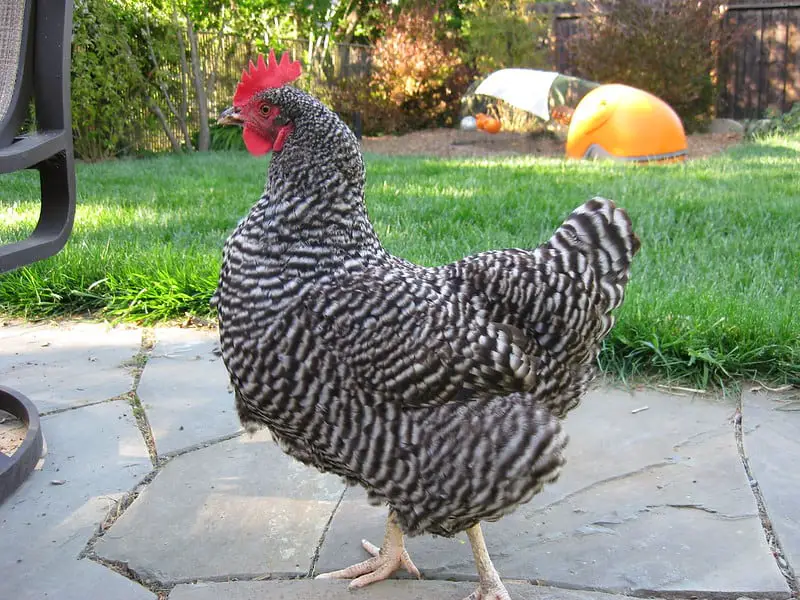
<box><xmin>233</xmin><ymin>50</ymin><xmax>302</xmax><ymax>107</ymax></box>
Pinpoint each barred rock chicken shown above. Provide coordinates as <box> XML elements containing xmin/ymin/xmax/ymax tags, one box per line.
<box><xmin>214</xmin><ymin>51</ymin><xmax>640</xmax><ymax>600</ymax></box>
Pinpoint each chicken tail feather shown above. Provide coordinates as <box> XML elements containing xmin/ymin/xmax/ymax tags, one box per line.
<box><xmin>545</xmin><ymin>197</ymin><xmax>640</xmax><ymax>314</ymax></box>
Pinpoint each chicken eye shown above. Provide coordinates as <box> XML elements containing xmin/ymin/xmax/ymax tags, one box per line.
<box><xmin>260</xmin><ymin>104</ymin><xmax>271</xmax><ymax>116</ymax></box>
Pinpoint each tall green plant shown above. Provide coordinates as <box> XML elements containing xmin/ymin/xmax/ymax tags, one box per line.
<box><xmin>460</xmin><ymin>1</ymin><xmax>550</xmax><ymax>75</ymax></box>
<box><xmin>71</xmin><ymin>0</ymin><xmax>149</xmax><ymax>159</ymax></box>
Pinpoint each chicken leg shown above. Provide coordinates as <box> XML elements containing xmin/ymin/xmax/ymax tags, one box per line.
<box><xmin>464</xmin><ymin>523</ymin><xmax>511</xmax><ymax>600</ymax></box>
<box><xmin>315</xmin><ymin>511</ymin><xmax>421</xmax><ymax>588</ymax></box>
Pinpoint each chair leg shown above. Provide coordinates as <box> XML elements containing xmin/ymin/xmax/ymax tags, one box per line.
<box><xmin>34</xmin><ymin>149</ymin><xmax>76</xmax><ymax>247</ymax></box>
<box><xmin>0</xmin><ymin>150</ymin><xmax>75</xmax><ymax>272</ymax></box>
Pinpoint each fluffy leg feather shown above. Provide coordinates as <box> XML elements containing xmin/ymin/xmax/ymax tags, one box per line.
<box><xmin>315</xmin><ymin>511</ymin><xmax>421</xmax><ymax>588</ymax></box>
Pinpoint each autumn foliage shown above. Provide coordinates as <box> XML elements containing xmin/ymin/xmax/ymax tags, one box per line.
<box><xmin>330</xmin><ymin>4</ymin><xmax>470</xmax><ymax>135</ymax></box>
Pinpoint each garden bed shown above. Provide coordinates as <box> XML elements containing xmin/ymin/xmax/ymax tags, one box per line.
<box><xmin>361</xmin><ymin>129</ymin><xmax>743</xmax><ymax>159</ymax></box>
<box><xmin>0</xmin><ymin>410</ymin><xmax>26</xmax><ymax>456</ymax></box>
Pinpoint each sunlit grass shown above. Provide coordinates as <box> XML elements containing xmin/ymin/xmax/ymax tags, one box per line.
<box><xmin>1</xmin><ymin>135</ymin><xmax>798</xmax><ymax>387</ymax></box>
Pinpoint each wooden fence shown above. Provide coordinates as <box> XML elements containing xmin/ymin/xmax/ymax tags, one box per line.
<box><xmin>129</xmin><ymin>36</ymin><xmax>371</xmax><ymax>153</ymax></box>
<box><xmin>552</xmin><ymin>15</ymin><xmax>585</xmax><ymax>75</ymax></box>
<box><xmin>543</xmin><ymin>1</ymin><xmax>800</xmax><ymax>120</ymax></box>
<box><xmin>717</xmin><ymin>2</ymin><xmax>800</xmax><ymax>119</ymax></box>
<box><xmin>129</xmin><ymin>34</ymin><xmax>259</xmax><ymax>153</ymax></box>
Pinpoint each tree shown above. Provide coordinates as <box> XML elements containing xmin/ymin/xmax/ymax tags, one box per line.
<box><xmin>460</xmin><ymin>0</ymin><xmax>550</xmax><ymax>74</ymax></box>
<box><xmin>134</xmin><ymin>0</ymin><xmax>226</xmax><ymax>151</ymax></box>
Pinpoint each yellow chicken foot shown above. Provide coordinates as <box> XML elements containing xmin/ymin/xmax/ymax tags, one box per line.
<box><xmin>315</xmin><ymin>511</ymin><xmax>421</xmax><ymax>589</ymax></box>
<box><xmin>463</xmin><ymin>523</ymin><xmax>511</xmax><ymax>600</ymax></box>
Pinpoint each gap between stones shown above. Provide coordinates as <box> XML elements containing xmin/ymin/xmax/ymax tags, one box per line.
<box><xmin>38</xmin><ymin>395</ymin><xmax>128</xmax><ymax>417</ymax></box>
<box><xmin>129</xmin><ymin>329</ymin><xmax>158</xmax><ymax>465</ymax></box>
<box><xmin>308</xmin><ymin>486</ymin><xmax>347</xmax><ymax>577</ymax></box>
<box><xmin>122</xmin><ymin>329</ymin><xmax>245</xmax><ymax>467</ymax></box>
<box><xmin>81</xmin><ymin>347</ymin><xmax>799</xmax><ymax>600</ymax></box>
<box><xmin>734</xmin><ymin>388</ymin><xmax>799</xmax><ymax>598</ymax></box>
<box><xmin>79</xmin><ymin>328</ymin><xmax>243</xmax><ymax>597</ymax></box>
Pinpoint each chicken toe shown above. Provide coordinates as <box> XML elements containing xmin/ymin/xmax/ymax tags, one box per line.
<box><xmin>463</xmin><ymin>582</ymin><xmax>512</xmax><ymax>600</ymax></box>
<box><xmin>315</xmin><ymin>512</ymin><xmax>420</xmax><ymax>589</ymax></box>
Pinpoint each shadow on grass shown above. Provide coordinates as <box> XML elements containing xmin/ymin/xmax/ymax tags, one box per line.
<box><xmin>729</xmin><ymin>138</ymin><xmax>800</xmax><ymax>158</ymax></box>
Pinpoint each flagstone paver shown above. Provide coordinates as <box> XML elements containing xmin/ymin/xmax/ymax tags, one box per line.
<box><xmin>0</xmin><ymin>400</ymin><xmax>152</xmax><ymax>599</ymax></box>
<box><xmin>136</xmin><ymin>327</ymin><xmax>240</xmax><ymax>457</ymax></box>
<box><xmin>317</xmin><ymin>388</ymin><xmax>788</xmax><ymax>593</ymax></box>
<box><xmin>1</xmin><ymin>323</ymin><xmax>794</xmax><ymax>599</ymax></box>
<box><xmin>0</xmin><ymin>322</ymin><xmax>141</xmax><ymax>412</ymax></box>
<box><xmin>741</xmin><ymin>386</ymin><xmax>800</xmax><ymax>578</ymax></box>
<box><xmin>95</xmin><ymin>429</ymin><xmax>344</xmax><ymax>583</ymax></box>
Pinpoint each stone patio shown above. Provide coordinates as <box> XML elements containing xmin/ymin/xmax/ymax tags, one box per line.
<box><xmin>0</xmin><ymin>321</ymin><xmax>797</xmax><ymax>599</ymax></box>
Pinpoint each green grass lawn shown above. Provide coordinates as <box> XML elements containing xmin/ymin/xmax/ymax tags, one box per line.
<box><xmin>1</xmin><ymin>135</ymin><xmax>798</xmax><ymax>387</ymax></box>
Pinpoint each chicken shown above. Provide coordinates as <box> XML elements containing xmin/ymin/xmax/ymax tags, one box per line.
<box><xmin>214</xmin><ymin>51</ymin><xmax>640</xmax><ymax>600</ymax></box>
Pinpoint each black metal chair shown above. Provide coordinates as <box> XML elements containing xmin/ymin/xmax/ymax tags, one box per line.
<box><xmin>0</xmin><ymin>0</ymin><xmax>75</xmax><ymax>504</ymax></box>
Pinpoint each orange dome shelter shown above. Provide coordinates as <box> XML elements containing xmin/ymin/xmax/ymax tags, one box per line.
<box><xmin>565</xmin><ymin>84</ymin><xmax>687</xmax><ymax>163</ymax></box>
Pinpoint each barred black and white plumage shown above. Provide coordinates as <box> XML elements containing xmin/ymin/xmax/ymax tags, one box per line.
<box><xmin>215</xmin><ymin>60</ymin><xmax>639</xmax><ymax>598</ymax></box>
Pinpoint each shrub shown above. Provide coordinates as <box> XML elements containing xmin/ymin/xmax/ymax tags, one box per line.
<box><xmin>461</xmin><ymin>1</ymin><xmax>550</xmax><ymax>75</ymax></box>
<box><xmin>71</xmin><ymin>0</ymin><xmax>206</xmax><ymax>158</ymax></box>
<box><xmin>569</xmin><ymin>0</ymin><xmax>737</xmax><ymax>131</ymax></box>
<box><xmin>746</xmin><ymin>103</ymin><xmax>800</xmax><ymax>139</ymax></box>
<box><xmin>326</xmin><ymin>76</ymin><xmax>403</xmax><ymax>136</ymax></box>
<box><xmin>365</xmin><ymin>3</ymin><xmax>470</xmax><ymax>133</ymax></box>
<box><xmin>71</xmin><ymin>0</ymin><xmax>147</xmax><ymax>160</ymax></box>
<box><xmin>207</xmin><ymin>122</ymin><xmax>246</xmax><ymax>151</ymax></box>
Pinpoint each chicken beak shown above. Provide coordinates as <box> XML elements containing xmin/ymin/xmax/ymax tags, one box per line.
<box><xmin>218</xmin><ymin>106</ymin><xmax>244</xmax><ymax>126</ymax></box>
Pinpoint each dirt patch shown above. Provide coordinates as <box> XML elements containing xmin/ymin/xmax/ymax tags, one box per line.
<box><xmin>686</xmin><ymin>132</ymin><xmax>744</xmax><ymax>158</ymax></box>
<box><xmin>361</xmin><ymin>128</ymin><xmax>743</xmax><ymax>160</ymax></box>
<box><xmin>0</xmin><ymin>410</ymin><xmax>26</xmax><ymax>455</ymax></box>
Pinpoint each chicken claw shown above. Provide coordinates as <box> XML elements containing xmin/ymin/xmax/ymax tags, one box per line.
<box><xmin>463</xmin><ymin>582</ymin><xmax>512</xmax><ymax>600</ymax></box>
<box><xmin>315</xmin><ymin>512</ymin><xmax>421</xmax><ymax>589</ymax></box>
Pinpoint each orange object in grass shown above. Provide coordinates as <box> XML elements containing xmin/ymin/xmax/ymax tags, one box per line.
<box><xmin>475</xmin><ymin>114</ymin><xmax>501</xmax><ymax>134</ymax></box>
<box><xmin>565</xmin><ymin>84</ymin><xmax>686</xmax><ymax>162</ymax></box>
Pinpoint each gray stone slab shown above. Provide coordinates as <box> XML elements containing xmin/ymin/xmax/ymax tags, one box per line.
<box><xmin>168</xmin><ymin>580</ymin><xmax>658</xmax><ymax>600</ymax></box>
<box><xmin>95</xmin><ymin>429</ymin><xmax>345</xmax><ymax>583</ymax></box>
<box><xmin>317</xmin><ymin>387</ymin><xmax>787</xmax><ymax>593</ymax></box>
<box><xmin>742</xmin><ymin>386</ymin><xmax>800</xmax><ymax>573</ymax></box>
<box><xmin>0</xmin><ymin>322</ymin><xmax>141</xmax><ymax>412</ymax></box>
<box><xmin>1</xmin><ymin>558</ymin><xmax>156</xmax><ymax>600</ymax></box>
<box><xmin>0</xmin><ymin>401</ymin><xmax>152</xmax><ymax>593</ymax></box>
<box><xmin>138</xmin><ymin>328</ymin><xmax>241</xmax><ymax>456</ymax></box>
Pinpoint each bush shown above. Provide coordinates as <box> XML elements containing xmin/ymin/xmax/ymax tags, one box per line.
<box><xmin>71</xmin><ymin>0</ymin><xmax>144</xmax><ymax>159</ymax></box>
<box><xmin>355</xmin><ymin>3</ymin><xmax>470</xmax><ymax>134</ymax></box>
<box><xmin>71</xmin><ymin>0</ymin><xmax>205</xmax><ymax>159</ymax></box>
<box><xmin>207</xmin><ymin>122</ymin><xmax>246</xmax><ymax>151</ymax></box>
<box><xmin>461</xmin><ymin>1</ymin><xmax>550</xmax><ymax>75</ymax></box>
<box><xmin>569</xmin><ymin>0</ymin><xmax>736</xmax><ymax>131</ymax></box>
<box><xmin>746</xmin><ymin>103</ymin><xmax>800</xmax><ymax>139</ymax></box>
<box><xmin>327</xmin><ymin>76</ymin><xmax>403</xmax><ymax>136</ymax></box>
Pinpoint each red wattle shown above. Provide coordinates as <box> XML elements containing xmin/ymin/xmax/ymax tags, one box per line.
<box><xmin>243</xmin><ymin>126</ymin><xmax>273</xmax><ymax>156</ymax></box>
